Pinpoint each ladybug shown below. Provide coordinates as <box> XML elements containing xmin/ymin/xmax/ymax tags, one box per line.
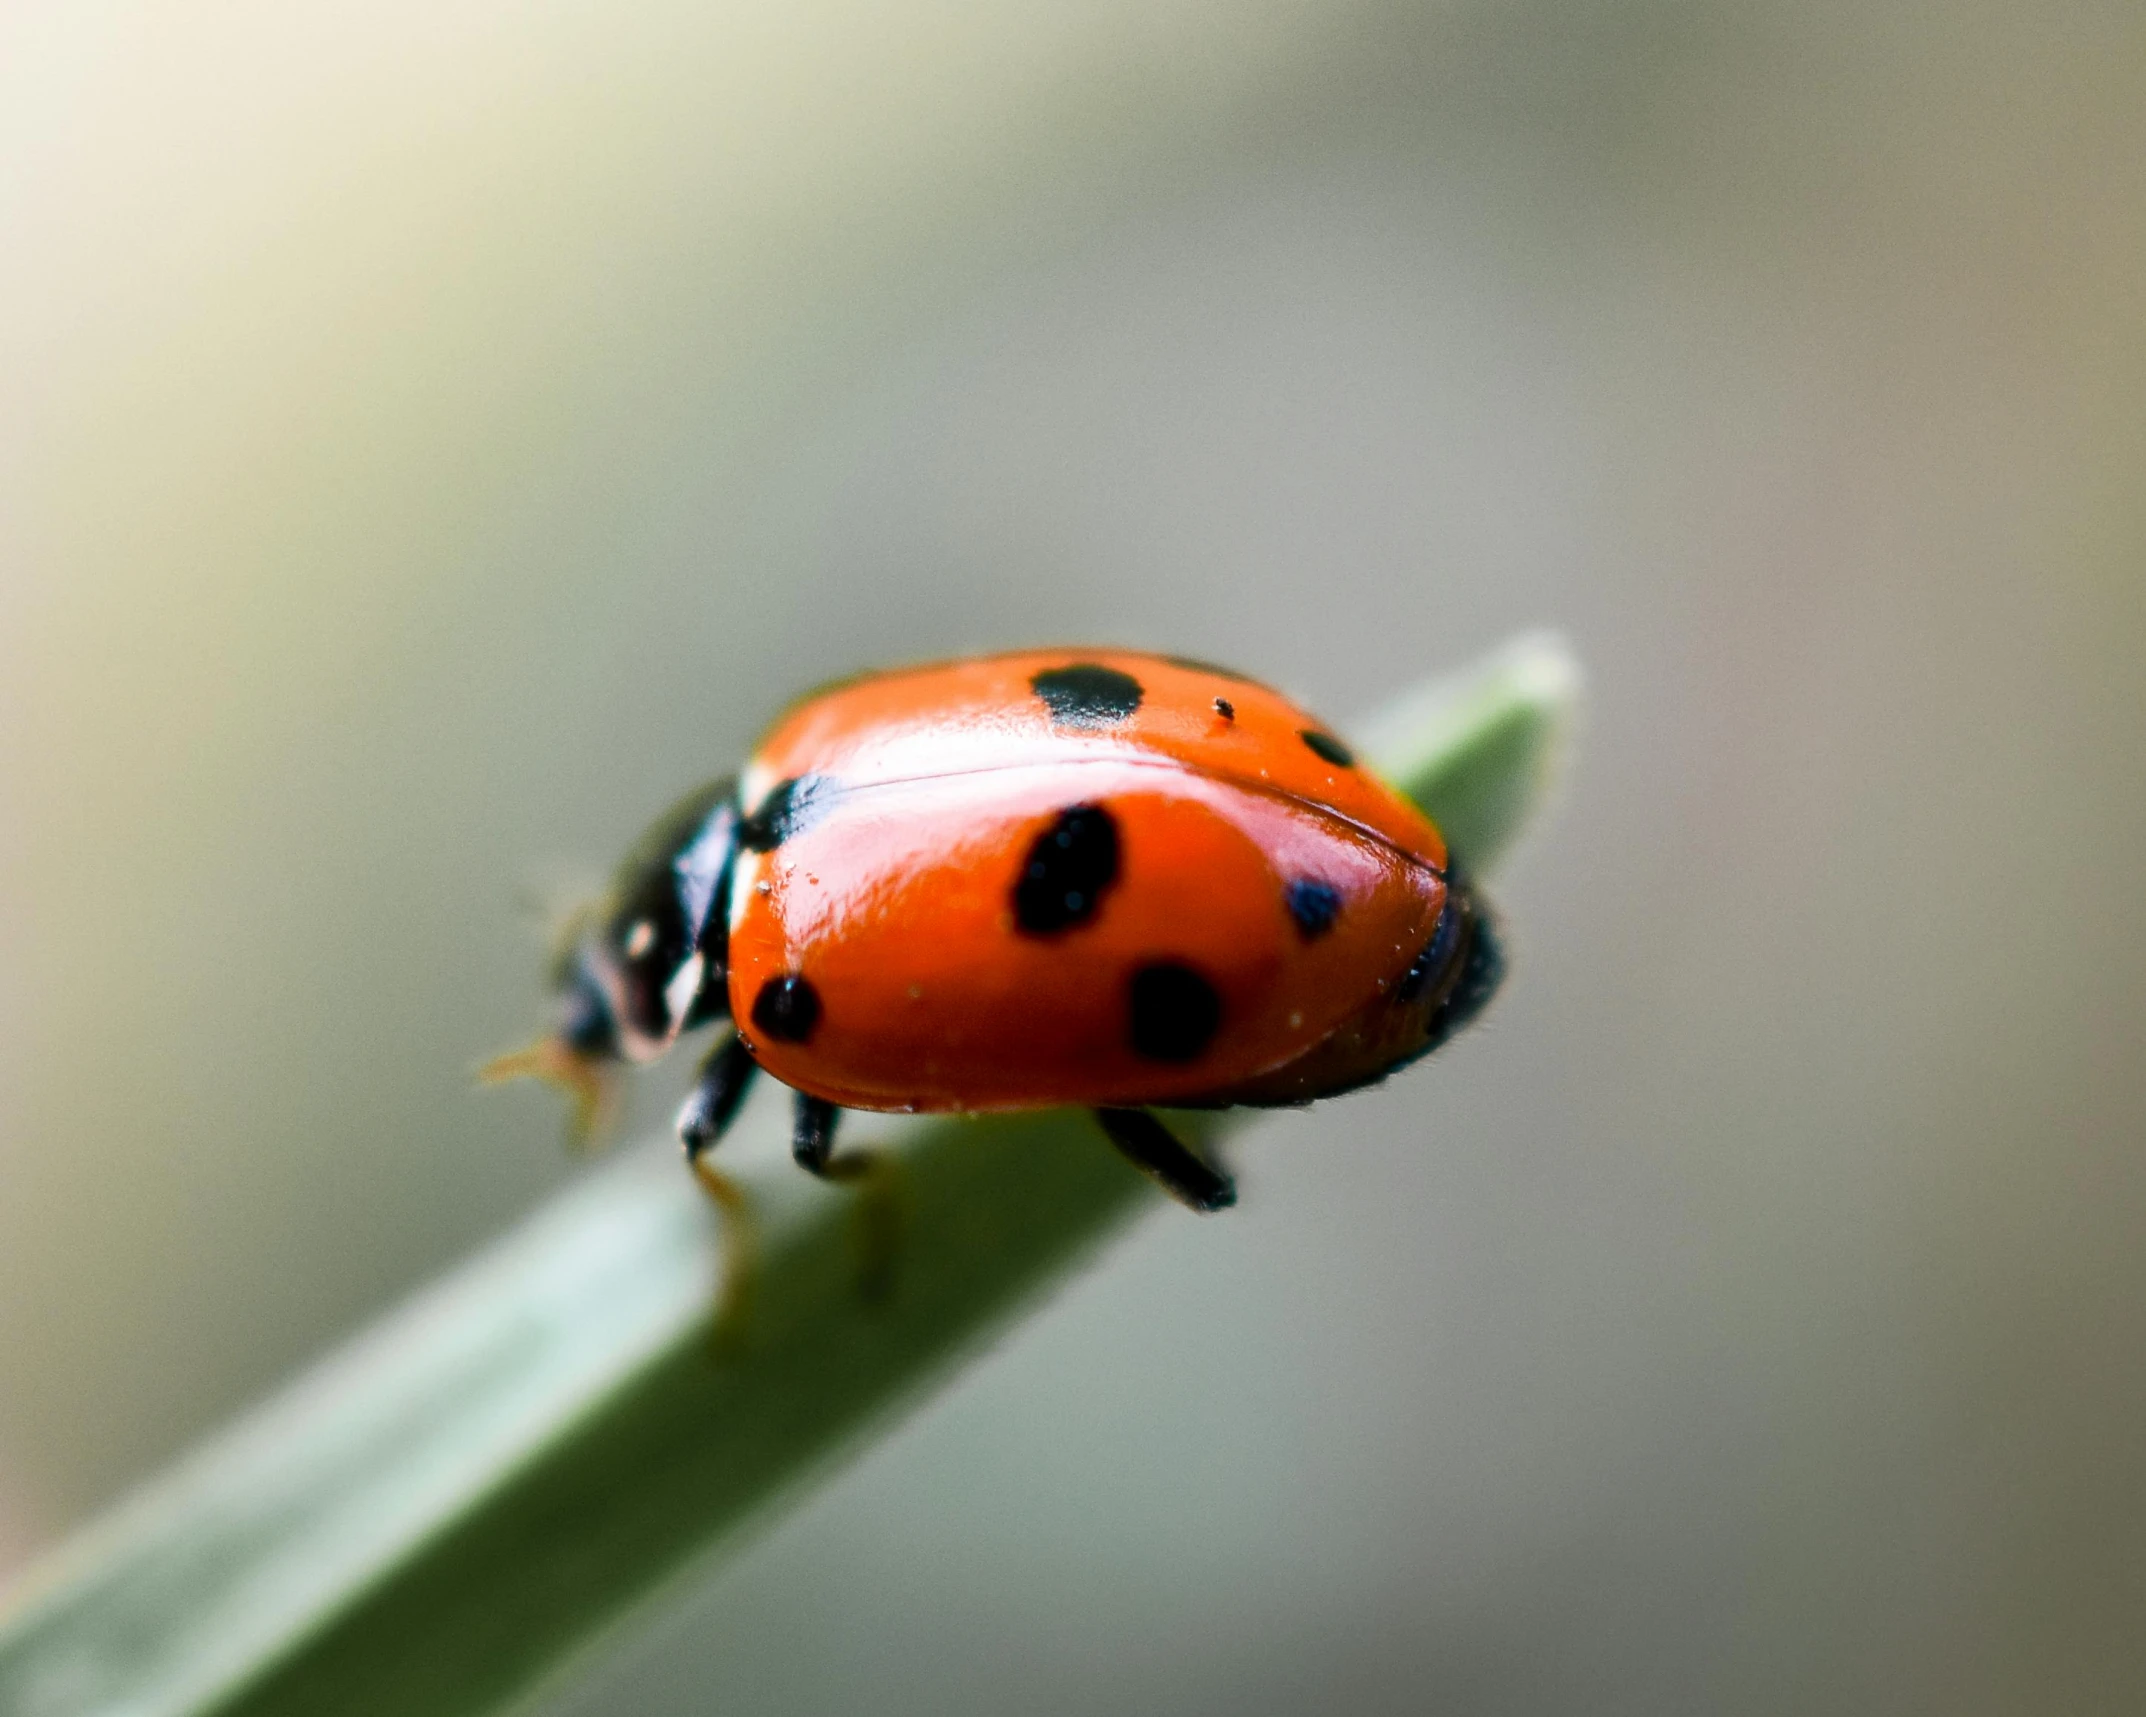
<box><xmin>487</xmin><ymin>650</ymin><xmax>1501</xmax><ymax>1214</ymax></box>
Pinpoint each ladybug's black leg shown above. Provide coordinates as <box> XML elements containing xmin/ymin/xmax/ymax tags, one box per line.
<box><xmin>1093</xmin><ymin>1109</ymin><xmax>1236</xmax><ymax>1212</ymax></box>
<box><xmin>787</xmin><ymin>1091</ymin><xmax>879</xmax><ymax>1188</ymax></box>
<box><xmin>790</xmin><ymin>1091</ymin><xmax>901</xmax><ymax>1302</ymax></box>
<box><xmin>678</xmin><ymin>1031</ymin><xmax>759</xmax><ymax>1160</ymax></box>
<box><xmin>676</xmin><ymin>1032</ymin><xmax>761</xmax><ymax>1352</ymax></box>
<box><xmin>791</xmin><ymin>1091</ymin><xmax>841</xmax><ymax>1175</ymax></box>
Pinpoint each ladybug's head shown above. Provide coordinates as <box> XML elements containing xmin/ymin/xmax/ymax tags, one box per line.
<box><xmin>482</xmin><ymin>778</ymin><xmax>739</xmax><ymax>1145</ymax></box>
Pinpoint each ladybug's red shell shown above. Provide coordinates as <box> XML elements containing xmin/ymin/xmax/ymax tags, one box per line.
<box><xmin>724</xmin><ymin>651</ymin><xmax>1453</xmax><ymax>1114</ymax></box>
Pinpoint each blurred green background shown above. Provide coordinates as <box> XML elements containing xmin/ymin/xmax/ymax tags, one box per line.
<box><xmin>3</xmin><ymin>2</ymin><xmax>2143</xmax><ymax>1712</ymax></box>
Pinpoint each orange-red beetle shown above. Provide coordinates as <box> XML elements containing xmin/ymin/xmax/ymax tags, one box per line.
<box><xmin>488</xmin><ymin>649</ymin><xmax>1500</xmax><ymax>1211</ymax></box>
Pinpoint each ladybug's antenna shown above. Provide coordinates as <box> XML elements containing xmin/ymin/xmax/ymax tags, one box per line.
<box><xmin>478</xmin><ymin>1036</ymin><xmax>619</xmax><ymax>1149</ymax></box>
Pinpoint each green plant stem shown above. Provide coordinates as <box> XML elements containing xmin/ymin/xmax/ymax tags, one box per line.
<box><xmin>0</xmin><ymin>634</ymin><xmax>1578</xmax><ymax>1717</ymax></box>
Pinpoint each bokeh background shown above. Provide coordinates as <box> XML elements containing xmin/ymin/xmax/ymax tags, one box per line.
<box><xmin>4</xmin><ymin>3</ymin><xmax>2144</xmax><ymax>1712</ymax></box>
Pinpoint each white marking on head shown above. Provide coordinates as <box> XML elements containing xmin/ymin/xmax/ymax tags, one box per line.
<box><xmin>729</xmin><ymin>851</ymin><xmax>767</xmax><ymax>931</ymax></box>
<box><xmin>664</xmin><ymin>953</ymin><xmax>705</xmax><ymax>1030</ymax></box>
<box><xmin>625</xmin><ymin>919</ymin><xmax>656</xmax><ymax>959</ymax></box>
<box><xmin>739</xmin><ymin>758</ymin><xmax>777</xmax><ymax>814</ymax></box>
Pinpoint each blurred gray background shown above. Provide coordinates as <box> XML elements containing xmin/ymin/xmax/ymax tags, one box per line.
<box><xmin>4</xmin><ymin>2</ymin><xmax>2143</xmax><ymax>1712</ymax></box>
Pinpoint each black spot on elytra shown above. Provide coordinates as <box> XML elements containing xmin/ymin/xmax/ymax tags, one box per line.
<box><xmin>1284</xmin><ymin>878</ymin><xmax>1343</xmax><ymax>940</ymax></box>
<box><xmin>1213</xmin><ymin>696</ymin><xmax>1235</xmax><ymax>721</ymax></box>
<box><xmin>1300</xmin><ymin>728</ymin><xmax>1355</xmax><ymax>767</ymax></box>
<box><xmin>1127</xmin><ymin>962</ymin><xmax>1222</xmax><ymax>1062</ymax></box>
<box><xmin>751</xmin><ymin>973</ymin><xmax>821</xmax><ymax>1043</ymax></box>
<box><xmin>1031</xmin><ymin>663</ymin><xmax>1143</xmax><ymax>728</ymax></box>
<box><xmin>1014</xmin><ymin>804</ymin><xmax>1120</xmax><ymax>934</ymax></box>
<box><xmin>739</xmin><ymin>775</ymin><xmax>832</xmax><ymax>852</ymax></box>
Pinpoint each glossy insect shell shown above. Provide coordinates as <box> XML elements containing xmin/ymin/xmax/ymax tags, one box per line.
<box><xmin>724</xmin><ymin>651</ymin><xmax>1451</xmax><ymax>1113</ymax></box>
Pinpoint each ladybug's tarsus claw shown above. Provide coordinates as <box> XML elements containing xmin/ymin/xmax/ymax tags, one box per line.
<box><xmin>687</xmin><ymin>1153</ymin><xmax>759</xmax><ymax>1359</ymax></box>
<box><xmin>1094</xmin><ymin>1108</ymin><xmax>1236</xmax><ymax>1212</ymax></box>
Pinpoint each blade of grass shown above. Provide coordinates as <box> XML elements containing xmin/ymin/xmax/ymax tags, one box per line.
<box><xmin>0</xmin><ymin>633</ymin><xmax>1580</xmax><ymax>1717</ymax></box>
